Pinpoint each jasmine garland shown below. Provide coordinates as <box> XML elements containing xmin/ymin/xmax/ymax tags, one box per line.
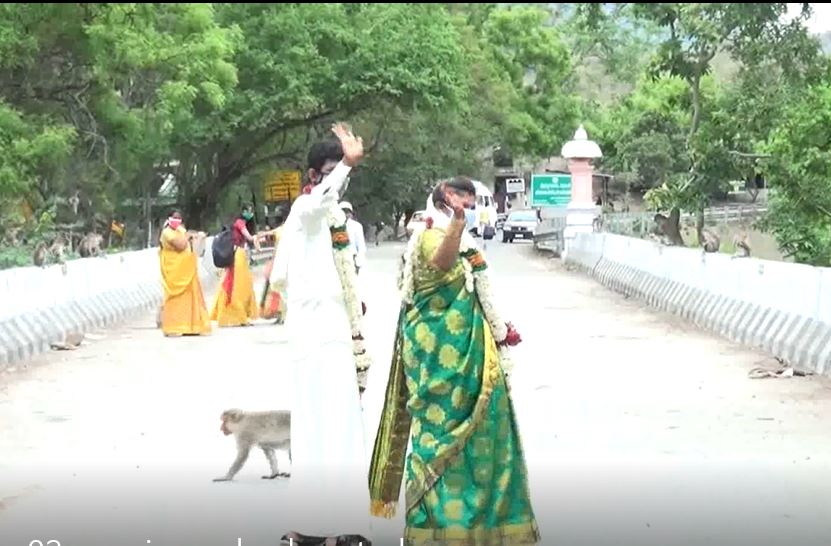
<box><xmin>327</xmin><ymin>205</ymin><xmax>371</xmax><ymax>392</ymax></box>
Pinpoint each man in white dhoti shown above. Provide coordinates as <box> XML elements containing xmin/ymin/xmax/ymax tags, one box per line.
<box><xmin>270</xmin><ymin>123</ymin><xmax>372</xmax><ymax>546</ymax></box>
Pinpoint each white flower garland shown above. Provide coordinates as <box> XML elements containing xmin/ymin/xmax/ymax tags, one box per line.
<box><xmin>399</xmin><ymin>223</ymin><xmax>515</xmax><ymax>377</ymax></box>
<box><xmin>327</xmin><ymin>206</ymin><xmax>371</xmax><ymax>391</ymax></box>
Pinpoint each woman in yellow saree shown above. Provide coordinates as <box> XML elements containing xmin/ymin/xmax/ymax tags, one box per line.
<box><xmin>159</xmin><ymin>211</ymin><xmax>211</xmax><ymax>337</ymax></box>
<box><xmin>260</xmin><ymin>224</ymin><xmax>286</xmax><ymax>323</ymax></box>
<box><xmin>211</xmin><ymin>204</ymin><xmax>260</xmax><ymax>327</ymax></box>
<box><xmin>370</xmin><ymin>178</ymin><xmax>540</xmax><ymax>545</ymax></box>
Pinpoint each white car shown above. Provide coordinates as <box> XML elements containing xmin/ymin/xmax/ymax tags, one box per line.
<box><xmin>502</xmin><ymin>209</ymin><xmax>539</xmax><ymax>243</ymax></box>
<box><xmin>406</xmin><ymin>210</ymin><xmax>426</xmax><ymax>236</ymax></box>
<box><xmin>471</xmin><ymin>180</ymin><xmax>498</xmax><ymax>240</ymax></box>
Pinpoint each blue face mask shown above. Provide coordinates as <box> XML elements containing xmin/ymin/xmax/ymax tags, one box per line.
<box><xmin>242</xmin><ymin>211</ymin><xmax>254</xmax><ymax>221</ymax></box>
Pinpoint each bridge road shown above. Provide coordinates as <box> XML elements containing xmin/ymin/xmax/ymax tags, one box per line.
<box><xmin>2</xmin><ymin>240</ymin><xmax>831</xmax><ymax>545</ymax></box>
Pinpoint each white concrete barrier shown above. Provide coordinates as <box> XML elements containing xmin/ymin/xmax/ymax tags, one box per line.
<box><xmin>0</xmin><ymin>238</ymin><xmax>220</xmax><ymax>369</ymax></box>
<box><xmin>565</xmin><ymin>233</ymin><xmax>831</xmax><ymax>376</ymax></box>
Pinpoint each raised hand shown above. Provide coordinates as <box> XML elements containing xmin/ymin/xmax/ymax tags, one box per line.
<box><xmin>332</xmin><ymin>122</ymin><xmax>364</xmax><ymax>167</ymax></box>
<box><xmin>443</xmin><ymin>184</ymin><xmax>467</xmax><ymax>221</ymax></box>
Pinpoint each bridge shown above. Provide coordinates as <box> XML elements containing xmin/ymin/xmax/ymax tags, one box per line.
<box><xmin>2</xmin><ymin>239</ymin><xmax>831</xmax><ymax>545</ymax></box>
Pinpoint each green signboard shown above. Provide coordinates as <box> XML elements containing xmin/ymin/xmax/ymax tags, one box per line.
<box><xmin>530</xmin><ymin>174</ymin><xmax>571</xmax><ymax>207</ymax></box>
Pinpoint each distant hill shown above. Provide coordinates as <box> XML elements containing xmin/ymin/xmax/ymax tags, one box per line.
<box><xmin>819</xmin><ymin>31</ymin><xmax>831</xmax><ymax>54</ymax></box>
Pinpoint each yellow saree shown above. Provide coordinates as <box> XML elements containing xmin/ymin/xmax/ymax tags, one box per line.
<box><xmin>211</xmin><ymin>247</ymin><xmax>258</xmax><ymax>327</ymax></box>
<box><xmin>159</xmin><ymin>227</ymin><xmax>211</xmax><ymax>336</ymax></box>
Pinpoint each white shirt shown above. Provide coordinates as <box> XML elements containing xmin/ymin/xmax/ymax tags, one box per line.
<box><xmin>269</xmin><ymin>160</ymin><xmax>372</xmax><ymax>536</ymax></box>
<box><xmin>270</xmin><ymin>161</ymin><xmax>352</xmax><ymax>311</ymax></box>
<box><xmin>346</xmin><ymin>218</ymin><xmax>366</xmax><ymax>269</ymax></box>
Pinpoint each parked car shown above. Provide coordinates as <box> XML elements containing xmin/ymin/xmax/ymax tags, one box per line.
<box><xmin>406</xmin><ymin>210</ymin><xmax>427</xmax><ymax>237</ymax></box>
<box><xmin>502</xmin><ymin>209</ymin><xmax>539</xmax><ymax>243</ymax></box>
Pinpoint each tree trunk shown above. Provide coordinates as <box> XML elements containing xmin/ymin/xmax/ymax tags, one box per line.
<box><xmin>183</xmin><ymin>184</ymin><xmax>221</xmax><ymax>232</ymax></box>
<box><xmin>688</xmin><ymin>74</ymin><xmax>703</xmax><ymax>146</ymax></box>
<box><xmin>666</xmin><ymin>207</ymin><xmax>685</xmax><ymax>246</ymax></box>
<box><xmin>403</xmin><ymin>208</ymin><xmax>415</xmax><ymax>228</ymax></box>
<box><xmin>695</xmin><ymin>207</ymin><xmax>705</xmax><ymax>246</ymax></box>
<box><xmin>393</xmin><ymin>211</ymin><xmax>403</xmax><ymax>239</ymax></box>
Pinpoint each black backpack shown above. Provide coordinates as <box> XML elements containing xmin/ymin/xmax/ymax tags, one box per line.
<box><xmin>212</xmin><ymin>226</ymin><xmax>235</xmax><ymax>268</ymax></box>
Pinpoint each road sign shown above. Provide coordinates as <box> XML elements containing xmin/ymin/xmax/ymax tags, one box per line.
<box><xmin>264</xmin><ymin>170</ymin><xmax>302</xmax><ymax>202</ymax></box>
<box><xmin>530</xmin><ymin>174</ymin><xmax>571</xmax><ymax>207</ymax></box>
<box><xmin>505</xmin><ymin>177</ymin><xmax>525</xmax><ymax>193</ymax></box>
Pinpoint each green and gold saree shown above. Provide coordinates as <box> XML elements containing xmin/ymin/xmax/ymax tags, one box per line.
<box><xmin>369</xmin><ymin>228</ymin><xmax>540</xmax><ymax>545</ymax></box>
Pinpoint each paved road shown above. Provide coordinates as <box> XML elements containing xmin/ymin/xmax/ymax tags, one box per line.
<box><xmin>2</xmin><ymin>239</ymin><xmax>831</xmax><ymax>545</ymax></box>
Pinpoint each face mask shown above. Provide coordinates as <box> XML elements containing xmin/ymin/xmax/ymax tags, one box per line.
<box><xmin>242</xmin><ymin>211</ymin><xmax>254</xmax><ymax>221</ymax></box>
<box><xmin>168</xmin><ymin>218</ymin><xmax>182</xmax><ymax>230</ymax></box>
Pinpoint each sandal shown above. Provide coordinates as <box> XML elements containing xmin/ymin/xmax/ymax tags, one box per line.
<box><xmin>336</xmin><ymin>535</ymin><xmax>372</xmax><ymax>546</ymax></box>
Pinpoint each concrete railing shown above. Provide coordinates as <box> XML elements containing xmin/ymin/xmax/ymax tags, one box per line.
<box><xmin>533</xmin><ymin>217</ymin><xmax>567</xmax><ymax>255</ymax></box>
<box><xmin>0</xmin><ymin>238</ymin><xmax>221</xmax><ymax>369</ymax></box>
<box><xmin>564</xmin><ymin>232</ymin><xmax>831</xmax><ymax>376</ymax></box>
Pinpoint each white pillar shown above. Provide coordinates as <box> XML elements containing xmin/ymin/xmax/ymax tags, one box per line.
<box><xmin>560</xmin><ymin>125</ymin><xmax>602</xmax><ymax>259</ymax></box>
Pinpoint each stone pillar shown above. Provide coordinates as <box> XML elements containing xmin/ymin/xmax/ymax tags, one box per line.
<box><xmin>561</xmin><ymin>125</ymin><xmax>602</xmax><ymax>259</ymax></box>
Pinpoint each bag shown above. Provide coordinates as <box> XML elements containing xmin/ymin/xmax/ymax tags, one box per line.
<box><xmin>482</xmin><ymin>225</ymin><xmax>495</xmax><ymax>240</ymax></box>
<box><xmin>212</xmin><ymin>227</ymin><xmax>235</xmax><ymax>268</ymax></box>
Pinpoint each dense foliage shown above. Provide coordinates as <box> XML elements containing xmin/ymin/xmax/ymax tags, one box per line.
<box><xmin>1</xmin><ymin>3</ymin><xmax>830</xmax><ymax>265</ymax></box>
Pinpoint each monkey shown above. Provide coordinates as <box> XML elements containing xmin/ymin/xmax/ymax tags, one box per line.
<box><xmin>732</xmin><ymin>232</ymin><xmax>751</xmax><ymax>258</ymax></box>
<box><xmin>33</xmin><ymin>242</ymin><xmax>48</xmax><ymax>267</ymax></box>
<box><xmin>651</xmin><ymin>214</ymin><xmax>673</xmax><ymax>245</ymax></box>
<box><xmin>49</xmin><ymin>233</ymin><xmax>67</xmax><ymax>264</ymax></box>
<box><xmin>213</xmin><ymin>409</ymin><xmax>291</xmax><ymax>482</ymax></box>
<box><xmin>700</xmin><ymin>228</ymin><xmax>720</xmax><ymax>253</ymax></box>
<box><xmin>78</xmin><ymin>232</ymin><xmax>104</xmax><ymax>258</ymax></box>
<box><xmin>68</xmin><ymin>190</ymin><xmax>80</xmax><ymax>216</ymax></box>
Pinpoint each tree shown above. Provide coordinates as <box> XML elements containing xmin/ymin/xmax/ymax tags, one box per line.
<box><xmin>594</xmin><ymin>75</ymin><xmax>689</xmax><ymax>191</ymax></box>
<box><xmin>310</xmin><ymin>4</ymin><xmax>584</xmax><ymax>235</ymax></box>
<box><xmin>581</xmin><ymin>3</ymin><xmax>818</xmax><ymax>244</ymax></box>
<box><xmin>0</xmin><ymin>3</ymin><xmax>586</xmax><ymax>264</ymax></box>
<box><xmin>482</xmin><ymin>5</ymin><xmax>581</xmax><ymax>159</ymax></box>
<box><xmin>170</xmin><ymin>3</ymin><xmax>471</xmax><ymax>228</ymax></box>
<box><xmin>0</xmin><ymin>3</ymin><xmax>239</xmax><ymax>242</ymax></box>
<box><xmin>762</xmin><ymin>83</ymin><xmax>831</xmax><ymax>266</ymax></box>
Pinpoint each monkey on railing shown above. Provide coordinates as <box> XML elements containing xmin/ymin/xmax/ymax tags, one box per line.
<box><xmin>78</xmin><ymin>232</ymin><xmax>104</xmax><ymax>258</ymax></box>
<box><xmin>33</xmin><ymin>233</ymin><xmax>69</xmax><ymax>267</ymax></box>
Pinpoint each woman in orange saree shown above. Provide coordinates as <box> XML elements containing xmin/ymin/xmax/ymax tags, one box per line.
<box><xmin>159</xmin><ymin>211</ymin><xmax>211</xmax><ymax>337</ymax></box>
<box><xmin>260</xmin><ymin>225</ymin><xmax>286</xmax><ymax>323</ymax></box>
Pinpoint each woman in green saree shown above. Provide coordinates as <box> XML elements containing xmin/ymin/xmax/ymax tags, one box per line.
<box><xmin>369</xmin><ymin>177</ymin><xmax>540</xmax><ymax>545</ymax></box>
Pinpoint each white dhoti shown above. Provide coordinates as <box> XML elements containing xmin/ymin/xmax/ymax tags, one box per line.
<box><xmin>271</xmin><ymin>160</ymin><xmax>372</xmax><ymax>539</ymax></box>
<box><xmin>286</xmin><ymin>299</ymin><xmax>371</xmax><ymax>538</ymax></box>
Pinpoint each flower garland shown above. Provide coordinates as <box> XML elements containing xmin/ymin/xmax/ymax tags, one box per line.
<box><xmin>399</xmin><ymin>219</ymin><xmax>521</xmax><ymax>378</ymax></box>
<box><xmin>327</xmin><ymin>205</ymin><xmax>371</xmax><ymax>393</ymax></box>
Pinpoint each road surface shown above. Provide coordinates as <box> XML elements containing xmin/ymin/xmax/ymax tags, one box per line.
<box><xmin>2</xmin><ymin>239</ymin><xmax>831</xmax><ymax>545</ymax></box>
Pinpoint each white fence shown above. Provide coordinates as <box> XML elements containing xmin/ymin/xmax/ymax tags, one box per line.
<box><xmin>0</xmin><ymin>239</ymin><xmax>222</xmax><ymax>369</ymax></box>
<box><xmin>564</xmin><ymin>232</ymin><xmax>831</xmax><ymax>376</ymax></box>
<box><xmin>601</xmin><ymin>204</ymin><xmax>768</xmax><ymax>238</ymax></box>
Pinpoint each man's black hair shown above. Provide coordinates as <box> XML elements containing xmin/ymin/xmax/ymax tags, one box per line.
<box><xmin>307</xmin><ymin>140</ymin><xmax>344</xmax><ymax>171</ymax></box>
<box><xmin>431</xmin><ymin>176</ymin><xmax>476</xmax><ymax>207</ymax></box>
